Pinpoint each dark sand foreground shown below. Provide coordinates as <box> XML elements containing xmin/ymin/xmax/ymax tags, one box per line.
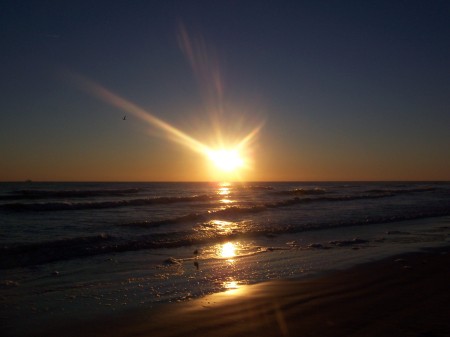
<box><xmin>28</xmin><ymin>247</ymin><xmax>450</xmax><ymax>337</ymax></box>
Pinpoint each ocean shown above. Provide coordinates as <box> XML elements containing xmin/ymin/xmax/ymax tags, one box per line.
<box><xmin>1</xmin><ymin>181</ymin><xmax>450</xmax><ymax>334</ymax></box>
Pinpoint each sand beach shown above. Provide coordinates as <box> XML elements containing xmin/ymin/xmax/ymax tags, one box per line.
<box><xmin>27</xmin><ymin>245</ymin><xmax>450</xmax><ymax>337</ymax></box>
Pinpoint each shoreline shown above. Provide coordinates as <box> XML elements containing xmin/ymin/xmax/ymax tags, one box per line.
<box><xmin>21</xmin><ymin>244</ymin><xmax>450</xmax><ymax>337</ymax></box>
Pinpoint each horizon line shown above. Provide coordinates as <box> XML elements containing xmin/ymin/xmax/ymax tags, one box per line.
<box><xmin>1</xmin><ymin>180</ymin><xmax>449</xmax><ymax>184</ymax></box>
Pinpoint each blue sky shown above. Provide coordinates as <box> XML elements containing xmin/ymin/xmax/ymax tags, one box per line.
<box><xmin>1</xmin><ymin>0</ymin><xmax>449</xmax><ymax>181</ymax></box>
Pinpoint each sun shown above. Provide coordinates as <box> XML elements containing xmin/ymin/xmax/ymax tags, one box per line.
<box><xmin>207</xmin><ymin>148</ymin><xmax>244</xmax><ymax>173</ymax></box>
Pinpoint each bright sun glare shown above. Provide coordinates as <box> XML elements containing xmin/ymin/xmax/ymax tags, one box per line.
<box><xmin>207</xmin><ymin>149</ymin><xmax>244</xmax><ymax>173</ymax></box>
<box><xmin>220</xmin><ymin>242</ymin><xmax>236</xmax><ymax>259</ymax></box>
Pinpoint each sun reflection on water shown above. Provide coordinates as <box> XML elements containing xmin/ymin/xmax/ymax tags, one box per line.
<box><xmin>213</xmin><ymin>220</ymin><xmax>235</xmax><ymax>234</ymax></box>
<box><xmin>216</xmin><ymin>183</ymin><xmax>235</xmax><ymax>204</ymax></box>
<box><xmin>223</xmin><ymin>280</ymin><xmax>239</xmax><ymax>290</ymax></box>
<box><xmin>220</xmin><ymin>242</ymin><xmax>236</xmax><ymax>259</ymax></box>
<box><xmin>217</xmin><ymin>187</ymin><xmax>230</xmax><ymax>196</ymax></box>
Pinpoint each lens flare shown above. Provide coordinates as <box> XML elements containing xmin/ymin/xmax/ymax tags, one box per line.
<box><xmin>69</xmin><ymin>73</ymin><xmax>263</xmax><ymax>179</ymax></box>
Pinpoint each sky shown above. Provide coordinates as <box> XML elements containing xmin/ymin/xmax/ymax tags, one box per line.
<box><xmin>1</xmin><ymin>0</ymin><xmax>449</xmax><ymax>182</ymax></box>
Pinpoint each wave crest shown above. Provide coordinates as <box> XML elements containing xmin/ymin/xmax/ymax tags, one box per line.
<box><xmin>0</xmin><ymin>194</ymin><xmax>215</xmax><ymax>212</ymax></box>
<box><xmin>0</xmin><ymin>188</ymin><xmax>141</xmax><ymax>200</ymax></box>
<box><xmin>274</xmin><ymin>188</ymin><xmax>328</xmax><ymax>195</ymax></box>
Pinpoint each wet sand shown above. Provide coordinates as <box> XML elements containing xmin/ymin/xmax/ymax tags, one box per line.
<box><xmin>23</xmin><ymin>246</ymin><xmax>450</xmax><ymax>337</ymax></box>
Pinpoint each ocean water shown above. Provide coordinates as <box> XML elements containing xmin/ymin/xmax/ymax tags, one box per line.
<box><xmin>1</xmin><ymin>181</ymin><xmax>450</xmax><ymax>333</ymax></box>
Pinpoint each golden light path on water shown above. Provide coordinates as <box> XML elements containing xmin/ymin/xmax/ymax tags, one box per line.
<box><xmin>218</xmin><ymin>242</ymin><xmax>240</xmax><ymax>290</ymax></box>
<box><xmin>217</xmin><ymin>183</ymin><xmax>234</xmax><ymax>204</ymax></box>
<box><xmin>71</xmin><ymin>73</ymin><xmax>263</xmax><ymax>176</ymax></box>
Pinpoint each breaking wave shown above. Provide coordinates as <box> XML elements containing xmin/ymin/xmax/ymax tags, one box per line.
<box><xmin>0</xmin><ymin>194</ymin><xmax>216</xmax><ymax>212</ymax></box>
<box><xmin>0</xmin><ymin>188</ymin><xmax>141</xmax><ymax>200</ymax></box>
<box><xmin>274</xmin><ymin>188</ymin><xmax>328</xmax><ymax>195</ymax></box>
<box><xmin>364</xmin><ymin>187</ymin><xmax>438</xmax><ymax>195</ymax></box>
